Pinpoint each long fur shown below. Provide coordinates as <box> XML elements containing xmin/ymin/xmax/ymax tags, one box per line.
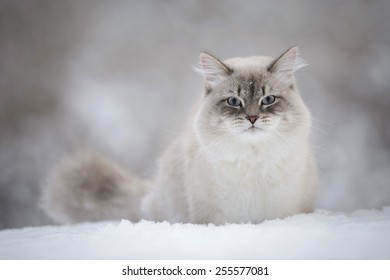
<box><xmin>41</xmin><ymin>47</ymin><xmax>317</xmax><ymax>225</ymax></box>
<box><xmin>41</xmin><ymin>152</ymin><xmax>150</xmax><ymax>223</ymax></box>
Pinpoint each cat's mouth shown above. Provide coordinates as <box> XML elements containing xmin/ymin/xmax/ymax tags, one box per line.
<box><xmin>245</xmin><ymin>126</ymin><xmax>263</xmax><ymax>133</ymax></box>
<box><xmin>247</xmin><ymin>126</ymin><xmax>257</xmax><ymax>131</ymax></box>
<box><xmin>233</xmin><ymin>124</ymin><xmax>266</xmax><ymax>137</ymax></box>
<box><xmin>238</xmin><ymin>125</ymin><xmax>267</xmax><ymax>141</ymax></box>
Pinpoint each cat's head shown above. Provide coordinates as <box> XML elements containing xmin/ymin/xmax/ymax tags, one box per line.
<box><xmin>193</xmin><ymin>47</ymin><xmax>311</xmax><ymax>148</ymax></box>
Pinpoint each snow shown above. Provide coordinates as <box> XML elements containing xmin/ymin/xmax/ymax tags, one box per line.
<box><xmin>1</xmin><ymin>208</ymin><xmax>389</xmax><ymax>259</ymax></box>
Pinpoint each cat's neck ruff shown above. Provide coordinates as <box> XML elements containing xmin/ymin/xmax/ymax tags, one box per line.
<box><xmin>196</xmin><ymin>130</ymin><xmax>304</xmax><ymax>165</ymax></box>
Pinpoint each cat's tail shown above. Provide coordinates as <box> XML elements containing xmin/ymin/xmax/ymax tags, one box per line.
<box><xmin>40</xmin><ymin>151</ymin><xmax>151</xmax><ymax>224</ymax></box>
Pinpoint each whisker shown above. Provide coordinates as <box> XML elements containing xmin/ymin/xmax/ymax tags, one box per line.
<box><xmin>311</xmin><ymin>117</ymin><xmax>335</xmax><ymax>127</ymax></box>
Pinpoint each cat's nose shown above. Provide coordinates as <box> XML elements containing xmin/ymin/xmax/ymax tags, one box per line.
<box><xmin>246</xmin><ymin>115</ymin><xmax>259</xmax><ymax>124</ymax></box>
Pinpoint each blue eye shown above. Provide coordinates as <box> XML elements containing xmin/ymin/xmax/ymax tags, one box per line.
<box><xmin>262</xmin><ymin>95</ymin><xmax>276</xmax><ymax>105</ymax></box>
<box><xmin>227</xmin><ymin>97</ymin><xmax>242</xmax><ymax>107</ymax></box>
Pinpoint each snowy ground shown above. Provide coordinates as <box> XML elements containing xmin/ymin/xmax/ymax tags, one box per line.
<box><xmin>0</xmin><ymin>208</ymin><xmax>389</xmax><ymax>260</ymax></box>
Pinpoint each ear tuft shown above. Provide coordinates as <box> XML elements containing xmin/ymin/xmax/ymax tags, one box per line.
<box><xmin>268</xmin><ymin>46</ymin><xmax>307</xmax><ymax>76</ymax></box>
<box><xmin>193</xmin><ymin>52</ymin><xmax>232</xmax><ymax>87</ymax></box>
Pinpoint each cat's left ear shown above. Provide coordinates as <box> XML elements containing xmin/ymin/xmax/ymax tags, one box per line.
<box><xmin>268</xmin><ymin>46</ymin><xmax>307</xmax><ymax>83</ymax></box>
<box><xmin>194</xmin><ymin>52</ymin><xmax>232</xmax><ymax>88</ymax></box>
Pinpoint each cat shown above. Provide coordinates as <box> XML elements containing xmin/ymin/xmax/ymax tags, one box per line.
<box><xmin>41</xmin><ymin>46</ymin><xmax>318</xmax><ymax>225</ymax></box>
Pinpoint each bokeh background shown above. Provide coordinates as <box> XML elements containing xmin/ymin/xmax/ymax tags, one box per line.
<box><xmin>1</xmin><ymin>0</ymin><xmax>389</xmax><ymax>229</ymax></box>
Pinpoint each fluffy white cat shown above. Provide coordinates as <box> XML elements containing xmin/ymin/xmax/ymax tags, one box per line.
<box><xmin>41</xmin><ymin>47</ymin><xmax>318</xmax><ymax>225</ymax></box>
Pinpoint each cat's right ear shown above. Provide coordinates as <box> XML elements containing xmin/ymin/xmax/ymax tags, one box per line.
<box><xmin>194</xmin><ymin>52</ymin><xmax>232</xmax><ymax>89</ymax></box>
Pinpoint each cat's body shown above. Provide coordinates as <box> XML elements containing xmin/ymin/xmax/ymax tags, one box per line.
<box><xmin>41</xmin><ymin>47</ymin><xmax>318</xmax><ymax>225</ymax></box>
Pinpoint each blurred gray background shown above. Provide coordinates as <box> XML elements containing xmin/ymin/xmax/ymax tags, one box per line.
<box><xmin>1</xmin><ymin>0</ymin><xmax>389</xmax><ymax>229</ymax></box>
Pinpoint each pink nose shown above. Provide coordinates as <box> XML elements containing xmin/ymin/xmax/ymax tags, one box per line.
<box><xmin>246</xmin><ymin>116</ymin><xmax>259</xmax><ymax>124</ymax></box>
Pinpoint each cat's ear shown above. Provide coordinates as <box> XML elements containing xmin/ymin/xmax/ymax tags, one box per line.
<box><xmin>268</xmin><ymin>46</ymin><xmax>307</xmax><ymax>82</ymax></box>
<box><xmin>194</xmin><ymin>52</ymin><xmax>232</xmax><ymax>88</ymax></box>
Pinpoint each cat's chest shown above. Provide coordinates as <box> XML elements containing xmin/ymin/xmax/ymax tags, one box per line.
<box><xmin>212</xmin><ymin>159</ymin><xmax>284</xmax><ymax>188</ymax></box>
<box><xmin>208</xmin><ymin>158</ymin><xmax>303</xmax><ymax>222</ymax></box>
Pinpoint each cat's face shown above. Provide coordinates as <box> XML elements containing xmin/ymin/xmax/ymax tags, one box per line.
<box><xmin>194</xmin><ymin>47</ymin><xmax>310</xmax><ymax>144</ymax></box>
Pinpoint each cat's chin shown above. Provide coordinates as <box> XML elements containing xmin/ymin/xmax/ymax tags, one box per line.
<box><xmin>238</xmin><ymin>127</ymin><xmax>270</xmax><ymax>142</ymax></box>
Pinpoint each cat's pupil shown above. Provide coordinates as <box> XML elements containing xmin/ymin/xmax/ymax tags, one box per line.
<box><xmin>262</xmin><ymin>95</ymin><xmax>276</xmax><ymax>105</ymax></box>
<box><xmin>227</xmin><ymin>97</ymin><xmax>241</xmax><ymax>107</ymax></box>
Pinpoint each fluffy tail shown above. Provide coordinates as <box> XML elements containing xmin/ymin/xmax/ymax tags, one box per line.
<box><xmin>40</xmin><ymin>152</ymin><xmax>150</xmax><ymax>224</ymax></box>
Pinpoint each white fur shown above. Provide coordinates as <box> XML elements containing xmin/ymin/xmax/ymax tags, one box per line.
<box><xmin>142</xmin><ymin>109</ymin><xmax>317</xmax><ymax>224</ymax></box>
<box><xmin>42</xmin><ymin>48</ymin><xmax>317</xmax><ymax>225</ymax></box>
<box><xmin>142</xmin><ymin>50</ymin><xmax>317</xmax><ymax>224</ymax></box>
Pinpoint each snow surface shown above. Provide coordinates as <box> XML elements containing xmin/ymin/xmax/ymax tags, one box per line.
<box><xmin>1</xmin><ymin>208</ymin><xmax>389</xmax><ymax>260</ymax></box>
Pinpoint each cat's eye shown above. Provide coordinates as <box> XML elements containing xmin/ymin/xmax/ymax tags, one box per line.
<box><xmin>261</xmin><ymin>95</ymin><xmax>276</xmax><ymax>106</ymax></box>
<box><xmin>227</xmin><ymin>97</ymin><xmax>242</xmax><ymax>107</ymax></box>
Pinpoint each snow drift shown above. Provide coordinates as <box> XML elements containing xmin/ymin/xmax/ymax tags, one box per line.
<box><xmin>0</xmin><ymin>207</ymin><xmax>389</xmax><ymax>259</ymax></box>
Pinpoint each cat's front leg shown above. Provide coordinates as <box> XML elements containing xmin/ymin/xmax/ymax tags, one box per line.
<box><xmin>185</xmin><ymin>183</ymin><xmax>227</xmax><ymax>225</ymax></box>
<box><xmin>189</xmin><ymin>205</ymin><xmax>226</xmax><ymax>225</ymax></box>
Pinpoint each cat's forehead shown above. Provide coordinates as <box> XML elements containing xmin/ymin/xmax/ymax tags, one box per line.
<box><xmin>231</xmin><ymin>72</ymin><xmax>269</xmax><ymax>85</ymax></box>
<box><xmin>224</xmin><ymin>56</ymin><xmax>274</xmax><ymax>86</ymax></box>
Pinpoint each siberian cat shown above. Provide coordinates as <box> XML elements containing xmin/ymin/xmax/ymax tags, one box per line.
<box><xmin>41</xmin><ymin>47</ymin><xmax>317</xmax><ymax>225</ymax></box>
